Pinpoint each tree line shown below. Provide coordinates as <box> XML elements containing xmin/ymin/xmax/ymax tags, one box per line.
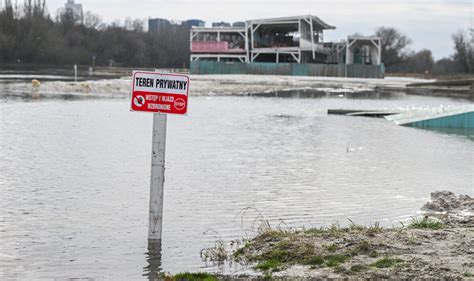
<box><xmin>0</xmin><ymin>0</ymin><xmax>190</xmax><ymax>68</ymax></box>
<box><xmin>0</xmin><ymin>0</ymin><xmax>472</xmax><ymax>74</ymax></box>
<box><xmin>375</xmin><ymin>27</ymin><xmax>473</xmax><ymax>75</ymax></box>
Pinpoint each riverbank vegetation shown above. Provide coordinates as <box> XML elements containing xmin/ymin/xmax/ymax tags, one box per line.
<box><xmin>0</xmin><ymin>1</ymin><xmax>472</xmax><ymax>76</ymax></box>
<box><xmin>224</xmin><ymin>215</ymin><xmax>473</xmax><ymax>279</ymax></box>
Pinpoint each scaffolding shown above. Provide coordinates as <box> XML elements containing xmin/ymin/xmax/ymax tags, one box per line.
<box><xmin>189</xmin><ymin>15</ymin><xmax>382</xmax><ymax>67</ymax></box>
<box><xmin>247</xmin><ymin>15</ymin><xmax>335</xmax><ymax>63</ymax></box>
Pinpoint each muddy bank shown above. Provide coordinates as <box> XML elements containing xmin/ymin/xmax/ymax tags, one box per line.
<box><xmin>0</xmin><ymin>75</ymin><xmax>429</xmax><ymax>100</ymax></box>
<box><xmin>203</xmin><ymin>191</ymin><xmax>474</xmax><ymax>280</ymax></box>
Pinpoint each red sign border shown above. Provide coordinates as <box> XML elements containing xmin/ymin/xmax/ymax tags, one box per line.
<box><xmin>130</xmin><ymin>71</ymin><xmax>190</xmax><ymax>115</ymax></box>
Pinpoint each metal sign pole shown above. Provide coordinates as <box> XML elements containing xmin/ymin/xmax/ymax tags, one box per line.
<box><xmin>131</xmin><ymin>69</ymin><xmax>188</xmax><ymax>241</ymax></box>
<box><xmin>148</xmin><ymin>112</ymin><xmax>167</xmax><ymax>241</ymax></box>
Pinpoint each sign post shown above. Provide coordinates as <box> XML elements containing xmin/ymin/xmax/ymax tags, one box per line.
<box><xmin>130</xmin><ymin>71</ymin><xmax>189</xmax><ymax>241</ymax></box>
<box><xmin>148</xmin><ymin>113</ymin><xmax>167</xmax><ymax>240</ymax></box>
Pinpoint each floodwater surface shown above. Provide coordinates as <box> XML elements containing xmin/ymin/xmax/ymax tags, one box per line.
<box><xmin>0</xmin><ymin>94</ymin><xmax>473</xmax><ymax>279</ymax></box>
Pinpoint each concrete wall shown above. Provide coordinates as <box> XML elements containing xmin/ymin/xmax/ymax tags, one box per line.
<box><xmin>191</xmin><ymin>61</ymin><xmax>384</xmax><ymax>78</ymax></box>
<box><xmin>406</xmin><ymin>112</ymin><xmax>474</xmax><ymax>129</ymax></box>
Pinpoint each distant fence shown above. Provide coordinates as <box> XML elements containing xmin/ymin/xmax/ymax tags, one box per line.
<box><xmin>191</xmin><ymin>61</ymin><xmax>385</xmax><ymax>79</ymax></box>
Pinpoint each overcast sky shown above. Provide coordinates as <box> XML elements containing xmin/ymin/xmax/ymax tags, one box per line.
<box><xmin>43</xmin><ymin>0</ymin><xmax>472</xmax><ymax>59</ymax></box>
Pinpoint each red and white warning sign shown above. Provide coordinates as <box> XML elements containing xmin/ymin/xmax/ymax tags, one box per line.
<box><xmin>130</xmin><ymin>71</ymin><xmax>189</xmax><ymax>115</ymax></box>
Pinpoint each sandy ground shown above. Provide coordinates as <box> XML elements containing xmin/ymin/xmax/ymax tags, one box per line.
<box><xmin>231</xmin><ymin>191</ymin><xmax>474</xmax><ymax>279</ymax></box>
<box><xmin>0</xmin><ymin>75</ymin><xmax>431</xmax><ymax>99</ymax></box>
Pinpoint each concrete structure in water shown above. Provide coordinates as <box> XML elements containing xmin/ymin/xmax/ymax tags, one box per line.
<box><xmin>190</xmin><ymin>15</ymin><xmax>383</xmax><ymax>78</ymax></box>
<box><xmin>385</xmin><ymin>106</ymin><xmax>474</xmax><ymax>130</ymax></box>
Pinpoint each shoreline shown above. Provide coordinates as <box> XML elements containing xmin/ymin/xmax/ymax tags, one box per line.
<box><xmin>2</xmin><ymin>74</ymin><xmax>472</xmax><ymax>100</ymax></box>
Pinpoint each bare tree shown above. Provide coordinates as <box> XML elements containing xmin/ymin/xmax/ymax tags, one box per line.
<box><xmin>83</xmin><ymin>11</ymin><xmax>102</xmax><ymax>29</ymax></box>
<box><xmin>375</xmin><ymin>26</ymin><xmax>412</xmax><ymax>68</ymax></box>
<box><xmin>452</xmin><ymin>30</ymin><xmax>473</xmax><ymax>73</ymax></box>
<box><xmin>407</xmin><ymin>49</ymin><xmax>435</xmax><ymax>73</ymax></box>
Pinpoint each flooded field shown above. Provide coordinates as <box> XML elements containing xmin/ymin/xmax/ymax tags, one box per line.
<box><xmin>0</xmin><ymin>94</ymin><xmax>473</xmax><ymax>279</ymax></box>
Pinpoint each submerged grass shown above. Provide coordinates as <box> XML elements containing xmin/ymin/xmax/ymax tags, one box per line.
<box><xmin>200</xmin><ymin>240</ymin><xmax>228</xmax><ymax>262</ymax></box>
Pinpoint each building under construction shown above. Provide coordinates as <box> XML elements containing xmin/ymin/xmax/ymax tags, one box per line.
<box><xmin>190</xmin><ymin>15</ymin><xmax>384</xmax><ymax>78</ymax></box>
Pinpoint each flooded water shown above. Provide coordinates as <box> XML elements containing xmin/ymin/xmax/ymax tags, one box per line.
<box><xmin>1</xmin><ymin>94</ymin><xmax>473</xmax><ymax>279</ymax></box>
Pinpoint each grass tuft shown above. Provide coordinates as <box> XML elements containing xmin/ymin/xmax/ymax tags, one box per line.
<box><xmin>367</xmin><ymin>222</ymin><xmax>383</xmax><ymax>236</ymax></box>
<box><xmin>409</xmin><ymin>217</ymin><xmax>443</xmax><ymax>230</ymax></box>
<box><xmin>255</xmin><ymin>259</ymin><xmax>281</xmax><ymax>271</ymax></box>
<box><xmin>350</xmin><ymin>264</ymin><xmax>366</xmax><ymax>272</ymax></box>
<box><xmin>200</xmin><ymin>240</ymin><xmax>228</xmax><ymax>262</ymax></box>
<box><xmin>305</xmin><ymin>255</ymin><xmax>325</xmax><ymax>266</ymax></box>
<box><xmin>171</xmin><ymin>272</ymin><xmax>218</xmax><ymax>281</ymax></box>
<box><xmin>324</xmin><ymin>254</ymin><xmax>349</xmax><ymax>267</ymax></box>
<box><xmin>323</xmin><ymin>243</ymin><xmax>338</xmax><ymax>253</ymax></box>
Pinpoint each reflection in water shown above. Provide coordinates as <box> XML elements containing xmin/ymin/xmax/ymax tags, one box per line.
<box><xmin>425</xmin><ymin>128</ymin><xmax>474</xmax><ymax>141</ymax></box>
<box><xmin>143</xmin><ymin>241</ymin><xmax>162</xmax><ymax>280</ymax></box>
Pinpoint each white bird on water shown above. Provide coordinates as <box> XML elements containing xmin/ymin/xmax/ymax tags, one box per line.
<box><xmin>346</xmin><ymin>146</ymin><xmax>363</xmax><ymax>153</ymax></box>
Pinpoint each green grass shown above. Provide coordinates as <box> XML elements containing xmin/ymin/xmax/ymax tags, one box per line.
<box><xmin>303</xmin><ymin>227</ymin><xmax>329</xmax><ymax>235</ymax></box>
<box><xmin>409</xmin><ymin>217</ymin><xmax>443</xmax><ymax>230</ymax></box>
<box><xmin>171</xmin><ymin>272</ymin><xmax>218</xmax><ymax>281</ymax></box>
<box><xmin>324</xmin><ymin>254</ymin><xmax>349</xmax><ymax>267</ymax></box>
<box><xmin>367</xmin><ymin>222</ymin><xmax>383</xmax><ymax>236</ymax></box>
<box><xmin>305</xmin><ymin>255</ymin><xmax>325</xmax><ymax>266</ymax></box>
<box><xmin>324</xmin><ymin>243</ymin><xmax>338</xmax><ymax>252</ymax></box>
<box><xmin>464</xmin><ymin>272</ymin><xmax>474</xmax><ymax>277</ymax></box>
<box><xmin>372</xmin><ymin>257</ymin><xmax>404</xmax><ymax>268</ymax></box>
<box><xmin>233</xmin><ymin>241</ymin><xmax>251</xmax><ymax>258</ymax></box>
<box><xmin>255</xmin><ymin>259</ymin><xmax>282</xmax><ymax>271</ymax></box>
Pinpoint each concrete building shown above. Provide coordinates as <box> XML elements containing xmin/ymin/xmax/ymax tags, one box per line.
<box><xmin>148</xmin><ymin>18</ymin><xmax>171</xmax><ymax>33</ymax></box>
<box><xmin>186</xmin><ymin>19</ymin><xmax>205</xmax><ymax>28</ymax></box>
<box><xmin>190</xmin><ymin>15</ymin><xmax>384</xmax><ymax>78</ymax></box>
<box><xmin>248</xmin><ymin>15</ymin><xmax>335</xmax><ymax>64</ymax></box>
<box><xmin>190</xmin><ymin>15</ymin><xmax>382</xmax><ymax>67</ymax></box>
<box><xmin>65</xmin><ymin>0</ymin><xmax>83</xmax><ymax>25</ymax></box>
